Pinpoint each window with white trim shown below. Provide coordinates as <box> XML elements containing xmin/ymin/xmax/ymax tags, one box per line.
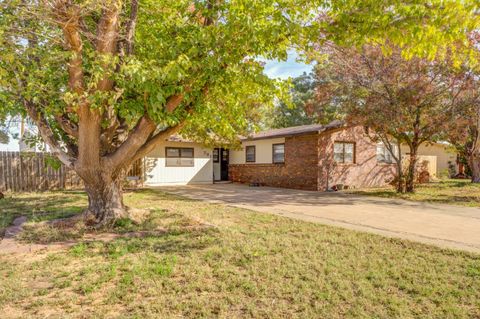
<box><xmin>272</xmin><ymin>143</ymin><xmax>285</xmax><ymax>164</ymax></box>
<box><xmin>246</xmin><ymin>145</ymin><xmax>256</xmax><ymax>162</ymax></box>
<box><xmin>165</xmin><ymin>147</ymin><xmax>194</xmax><ymax>167</ymax></box>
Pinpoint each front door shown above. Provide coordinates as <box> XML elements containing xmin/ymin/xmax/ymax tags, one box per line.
<box><xmin>220</xmin><ymin>148</ymin><xmax>229</xmax><ymax>181</ymax></box>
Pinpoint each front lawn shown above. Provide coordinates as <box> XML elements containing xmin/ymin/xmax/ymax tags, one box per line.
<box><xmin>348</xmin><ymin>179</ymin><xmax>480</xmax><ymax>207</ymax></box>
<box><xmin>1</xmin><ymin>189</ymin><xmax>480</xmax><ymax>318</ymax></box>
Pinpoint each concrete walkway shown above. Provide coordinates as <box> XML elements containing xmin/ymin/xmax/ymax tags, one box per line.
<box><xmin>159</xmin><ymin>183</ymin><xmax>480</xmax><ymax>254</ymax></box>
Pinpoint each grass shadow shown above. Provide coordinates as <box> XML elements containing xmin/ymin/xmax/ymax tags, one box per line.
<box><xmin>128</xmin><ymin>188</ymin><xmax>200</xmax><ymax>202</ymax></box>
<box><xmin>0</xmin><ymin>192</ymin><xmax>86</xmax><ymax>235</ymax></box>
<box><xmin>69</xmin><ymin>226</ymin><xmax>220</xmax><ymax>259</ymax></box>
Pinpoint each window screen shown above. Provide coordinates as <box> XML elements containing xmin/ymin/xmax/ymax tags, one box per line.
<box><xmin>246</xmin><ymin>145</ymin><xmax>256</xmax><ymax>162</ymax></box>
<box><xmin>273</xmin><ymin>143</ymin><xmax>285</xmax><ymax>164</ymax></box>
<box><xmin>376</xmin><ymin>143</ymin><xmax>397</xmax><ymax>164</ymax></box>
<box><xmin>333</xmin><ymin>142</ymin><xmax>355</xmax><ymax>164</ymax></box>
<box><xmin>165</xmin><ymin>147</ymin><xmax>194</xmax><ymax>167</ymax></box>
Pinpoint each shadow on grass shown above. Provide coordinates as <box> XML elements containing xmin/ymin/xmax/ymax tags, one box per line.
<box><xmin>70</xmin><ymin>227</ymin><xmax>220</xmax><ymax>258</ymax></box>
<box><xmin>0</xmin><ymin>192</ymin><xmax>86</xmax><ymax>235</ymax></box>
<box><xmin>350</xmin><ymin>190</ymin><xmax>396</xmax><ymax>197</ymax></box>
<box><xmin>416</xmin><ymin>196</ymin><xmax>480</xmax><ymax>204</ymax></box>
<box><xmin>129</xmin><ymin>188</ymin><xmax>199</xmax><ymax>202</ymax></box>
<box><xmin>351</xmin><ymin>180</ymin><xmax>480</xmax><ymax>207</ymax></box>
<box><xmin>0</xmin><ymin>188</ymin><xmax>198</xmax><ymax>239</ymax></box>
<box><xmin>445</xmin><ymin>181</ymin><xmax>474</xmax><ymax>188</ymax></box>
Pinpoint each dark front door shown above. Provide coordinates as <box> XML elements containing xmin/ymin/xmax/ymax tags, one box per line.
<box><xmin>220</xmin><ymin>148</ymin><xmax>229</xmax><ymax>181</ymax></box>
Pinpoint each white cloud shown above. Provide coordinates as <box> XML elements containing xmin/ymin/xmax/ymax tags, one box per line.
<box><xmin>262</xmin><ymin>51</ymin><xmax>314</xmax><ymax>79</ymax></box>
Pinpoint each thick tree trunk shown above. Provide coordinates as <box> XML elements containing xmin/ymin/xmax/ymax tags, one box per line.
<box><xmin>394</xmin><ymin>141</ymin><xmax>405</xmax><ymax>193</ymax></box>
<box><xmin>83</xmin><ymin>175</ymin><xmax>128</xmax><ymax>227</ymax></box>
<box><xmin>405</xmin><ymin>149</ymin><xmax>418</xmax><ymax>193</ymax></box>
<box><xmin>469</xmin><ymin>153</ymin><xmax>480</xmax><ymax>183</ymax></box>
<box><xmin>395</xmin><ymin>160</ymin><xmax>405</xmax><ymax>193</ymax></box>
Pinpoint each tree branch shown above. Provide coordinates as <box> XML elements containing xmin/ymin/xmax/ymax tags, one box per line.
<box><xmin>95</xmin><ymin>3</ymin><xmax>121</xmax><ymax>92</ymax></box>
<box><xmin>103</xmin><ymin>115</ymin><xmax>157</xmax><ymax>169</ymax></box>
<box><xmin>55</xmin><ymin>114</ymin><xmax>79</xmax><ymax>138</ymax></box>
<box><xmin>24</xmin><ymin>100</ymin><xmax>75</xmax><ymax>167</ymax></box>
<box><xmin>124</xmin><ymin>0</ymin><xmax>139</xmax><ymax>55</ymax></box>
<box><xmin>54</xmin><ymin>1</ymin><xmax>84</xmax><ymax>94</ymax></box>
<box><xmin>132</xmin><ymin>123</ymin><xmax>187</xmax><ymax>163</ymax></box>
<box><xmin>165</xmin><ymin>94</ymin><xmax>185</xmax><ymax>113</ymax></box>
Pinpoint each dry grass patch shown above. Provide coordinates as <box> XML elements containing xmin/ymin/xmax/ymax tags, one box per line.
<box><xmin>348</xmin><ymin>179</ymin><xmax>480</xmax><ymax>207</ymax></box>
<box><xmin>0</xmin><ymin>189</ymin><xmax>480</xmax><ymax>318</ymax></box>
<box><xmin>0</xmin><ymin>191</ymin><xmax>86</xmax><ymax>237</ymax></box>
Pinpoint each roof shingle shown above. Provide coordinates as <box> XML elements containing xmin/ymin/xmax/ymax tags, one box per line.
<box><xmin>244</xmin><ymin>120</ymin><xmax>344</xmax><ymax>141</ymax></box>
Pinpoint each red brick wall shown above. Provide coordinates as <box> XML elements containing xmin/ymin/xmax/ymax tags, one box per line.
<box><xmin>229</xmin><ymin>126</ymin><xmax>396</xmax><ymax>192</ymax></box>
<box><xmin>229</xmin><ymin>134</ymin><xmax>319</xmax><ymax>190</ymax></box>
<box><xmin>317</xmin><ymin>126</ymin><xmax>396</xmax><ymax>191</ymax></box>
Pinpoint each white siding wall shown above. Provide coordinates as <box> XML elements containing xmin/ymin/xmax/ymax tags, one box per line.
<box><xmin>230</xmin><ymin>137</ymin><xmax>285</xmax><ymax>164</ymax></box>
<box><xmin>145</xmin><ymin>141</ymin><xmax>213</xmax><ymax>185</ymax></box>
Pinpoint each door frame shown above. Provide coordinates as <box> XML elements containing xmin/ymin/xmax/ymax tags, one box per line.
<box><xmin>220</xmin><ymin>148</ymin><xmax>229</xmax><ymax>181</ymax></box>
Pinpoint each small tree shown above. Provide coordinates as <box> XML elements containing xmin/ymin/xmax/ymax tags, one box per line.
<box><xmin>445</xmin><ymin>71</ymin><xmax>480</xmax><ymax>182</ymax></box>
<box><xmin>315</xmin><ymin>44</ymin><xmax>471</xmax><ymax>192</ymax></box>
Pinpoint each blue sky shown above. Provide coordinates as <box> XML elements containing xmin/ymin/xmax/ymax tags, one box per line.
<box><xmin>0</xmin><ymin>123</ymin><xmax>20</xmax><ymax>151</ymax></box>
<box><xmin>263</xmin><ymin>51</ymin><xmax>313</xmax><ymax>79</ymax></box>
<box><xmin>0</xmin><ymin>52</ymin><xmax>312</xmax><ymax>151</ymax></box>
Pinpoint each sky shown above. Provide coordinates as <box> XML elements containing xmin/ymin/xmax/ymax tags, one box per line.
<box><xmin>0</xmin><ymin>124</ymin><xmax>20</xmax><ymax>152</ymax></box>
<box><xmin>262</xmin><ymin>51</ymin><xmax>313</xmax><ymax>79</ymax></box>
<box><xmin>0</xmin><ymin>52</ymin><xmax>313</xmax><ymax>152</ymax></box>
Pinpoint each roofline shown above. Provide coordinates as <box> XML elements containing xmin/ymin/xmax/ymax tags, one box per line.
<box><xmin>242</xmin><ymin>121</ymin><xmax>347</xmax><ymax>141</ymax></box>
<box><xmin>242</xmin><ymin>130</ymin><xmax>321</xmax><ymax>141</ymax></box>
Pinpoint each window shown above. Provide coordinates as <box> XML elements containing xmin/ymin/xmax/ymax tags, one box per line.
<box><xmin>272</xmin><ymin>143</ymin><xmax>285</xmax><ymax>164</ymax></box>
<box><xmin>377</xmin><ymin>143</ymin><xmax>398</xmax><ymax>164</ymax></box>
<box><xmin>334</xmin><ymin>142</ymin><xmax>355</xmax><ymax>164</ymax></box>
<box><xmin>165</xmin><ymin>147</ymin><xmax>194</xmax><ymax>167</ymax></box>
<box><xmin>245</xmin><ymin>145</ymin><xmax>256</xmax><ymax>163</ymax></box>
<box><xmin>213</xmin><ymin>149</ymin><xmax>219</xmax><ymax>163</ymax></box>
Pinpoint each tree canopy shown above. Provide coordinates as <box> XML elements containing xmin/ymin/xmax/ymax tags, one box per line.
<box><xmin>314</xmin><ymin>43</ymin><xmax>478</xmax><ymax>191</ymax></box>
<box><xmin>0</xmin><ymin>0</ymin><xmax>478</xmax><ymax>224</ymax></box>
<box><xmin>268</xmin><ymin>72</ymin><xmax>346</xmax><ymax>128</ymax></box>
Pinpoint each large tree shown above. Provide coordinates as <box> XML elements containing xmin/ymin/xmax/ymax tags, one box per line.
<box><xmin>315</xmin><ymin>44</ymin><xmax>474</xmax><ymax>192</ymax></box>
<box><xmin>0</xmin><ymin>0</ymin><xmax>477</xmax><ymax>225</ymax></box>
<box><xmin>269</xmin><ymin>72</ymin><xmax>344</xmax><ymax>129</ymax></box>
<box><xmin>0</xmin><ymin>0</ymin><xmax>304</xmax><ymax>226</ymax></box>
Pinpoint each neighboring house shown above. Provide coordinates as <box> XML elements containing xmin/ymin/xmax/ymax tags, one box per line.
<box><xmin>400</xmin><ymin>142</ymin><xmax>457</xmax><ymax>178</ymax></box>
<box><xmin>144</xmin><ymin>121</ymin><xmax>402</xmax><ymax>191</ymax></box>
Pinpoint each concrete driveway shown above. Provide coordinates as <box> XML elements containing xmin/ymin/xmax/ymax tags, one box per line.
<box><xmin>159</xmin><ymin>183</ymin><xmax>480</xmax><ymax>254</ymax></box>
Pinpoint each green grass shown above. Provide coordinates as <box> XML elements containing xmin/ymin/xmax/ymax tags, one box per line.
<box><xmin>348</xmin><ymin>179</ymin><xmax>480</xmax><ymax>207</ymax></box>
<box><xmin>0</xmin><ymin>191</ymin><xmax>85</xmax><ymax>237</ymax></box>
<box><xmin>1</xmin><ymin>189</ymin><xmax>480</xmax><ymax>318</ymax></box>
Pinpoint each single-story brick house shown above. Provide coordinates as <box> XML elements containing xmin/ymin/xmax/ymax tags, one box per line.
<box><xmin>143</xmin><ymin>121</ymin><xmax>406</xmax><ymax>191</ymax></box>
<box><xmin>228</xmin><ymin>121</ymin><xmax>398</xmax><ymax>191</ymax></box>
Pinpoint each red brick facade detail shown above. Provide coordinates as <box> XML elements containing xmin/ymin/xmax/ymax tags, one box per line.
<box><xmin>229</xmin><ymin>134</ymin><xmax>319</xmax><ymax>190</ymax></box>
<box><xmin>229</xmin><ymin>126</ymin><xmax>396</xmax><ymax>191</ymax></box>
<box><xmin>317</xmin><ymin>126</ymin><xmax>396</xmax><ymax>191</ymax></box>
